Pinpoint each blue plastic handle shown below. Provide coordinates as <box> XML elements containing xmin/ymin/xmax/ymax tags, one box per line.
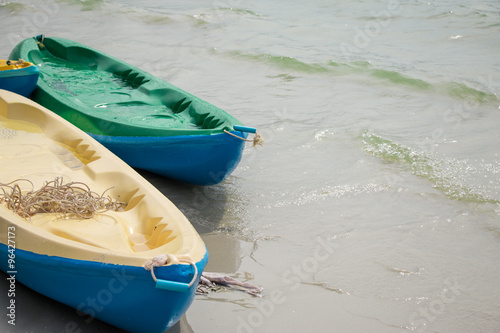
<box><xmin>156</xmin><ymin>279</ymin><xmax>190</xmax><ymax>293</ymax></box>
<box><xmin>233</xmin><ymin>125</ymin><xmax>257</xmax><ymax>133</ymax></box>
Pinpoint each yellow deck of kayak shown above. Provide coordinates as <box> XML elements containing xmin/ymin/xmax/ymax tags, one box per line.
<box><xmin>0</xmin><ymin>89</ymin><xmax>206</xmax><ymax>266</ymax></box>
<box><xmin>0</xmin><ymin>59</ymin><xmax>35</xmax><ymax>72</ymax></box>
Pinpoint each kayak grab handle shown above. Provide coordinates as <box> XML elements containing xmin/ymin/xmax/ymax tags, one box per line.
<box><xmin>147</xmin><ymin>258</ymin><xmax>199</xmax><ymax>293</ymax></box>
<box><xmin>233</xmin><ymin>125</ymin><xmax>256</xmax><ymax>133</ymax></box>
<box><xmin>155</xmin><ymin>279</ymin><xmax>190</xmax><ymax>293</ymax></box>
<box><xmin>224</xmin><ymin>126</ymin><xmax>264</xmax><ymax>146</ymax></box>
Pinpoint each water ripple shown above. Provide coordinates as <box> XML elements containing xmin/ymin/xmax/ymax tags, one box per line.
<box><xmin>272</xmin><ymin>183</ymin><xmax>389</xmax><ymax>208</ymax></box>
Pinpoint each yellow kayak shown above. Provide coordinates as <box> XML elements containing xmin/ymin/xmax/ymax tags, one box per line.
<box><xmin>0</xmin><ymin>59</ymin><xmax>39</xmax><ymax>97</ymax></box>
<box><xmin>0</xmin><ymin>89</ymin><xmax>208</xmax><ymax>333</ymax></box>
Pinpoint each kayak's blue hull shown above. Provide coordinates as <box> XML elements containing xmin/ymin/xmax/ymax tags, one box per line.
<box><xmin>0</xmin><ymin>65</ymin><xmax>39</xmax><ymax>98</ymax></box>
<box><xmin>90</xmin><ymin>131</ymin><xmax>248</xmax><ymax>185</ymax></box>
<box><xmin>0</xmin><ymin>244</ymin><xmax>208</xmax><ymax>333</ymax></box>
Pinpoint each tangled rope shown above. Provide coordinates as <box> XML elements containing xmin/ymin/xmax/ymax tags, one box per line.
<box><xmin>0</xmin><ymin>177</ymin><xmax>126</xmax><ymax>220</ymax></box>
<box><xmin>224</xmin><ymin>130</ymin><xmax>264</xmax><ymax>147</ymax></box>
<box><xmin>197</xmin><ymin>272</ymin><xmax>263</xmax><ymax>297</ymax></box>
<box><xmin>144</xmin><ymin>256</ymin><xmax>262</xmax><ymax>296</ymax></box>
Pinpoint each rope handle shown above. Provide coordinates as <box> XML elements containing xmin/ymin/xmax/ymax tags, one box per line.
<box><xmin>224</xmin><ymin>127</ymin><xmax>264</xmax><ymax>147</ymax></box>
<box><xmin>145</xmin><ymin>256</ymin><xmax>198</xmax><ymax>293</ymax></box>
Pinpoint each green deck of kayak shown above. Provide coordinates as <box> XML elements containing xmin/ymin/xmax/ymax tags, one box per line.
<box><xmin>9</xmin><ymin>36</ymin><xmax>242</xmax><ymax>137</ymax></box>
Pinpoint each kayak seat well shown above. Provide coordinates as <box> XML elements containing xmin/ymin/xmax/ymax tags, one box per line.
<box><xmin>116</xmin><ymin>69</ymin><xmax>150</xmax><ymax>89</ymax></box>
<box><xmin>161</xmin><ymin>93</ymin><xmax>226</xmax><ymax>130</ymax></box>
<box><xmin>32</xmin><ymin>188</ymin><xmax>178</xmax><ymax>254</ymax></box>
<box><xmin>128</xmin><ymin>221</ymin><xmax>176</xmax><ymax>252</ymax></box>
<box><xmin>120</xmin><ymin>190</ymin><xmax>178</xmax><ymax>252</ymax></box>
<box><xmin>36</xmin><ymin>214</ymin><xmax>177</xmax><ymax>254</ymax></box>
<box><xmin>62</xmin><ymin>138</ymin><xmax>100</xmax><ymax>164</ymax></box>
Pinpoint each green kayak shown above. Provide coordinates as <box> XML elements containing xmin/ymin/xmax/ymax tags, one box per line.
<box><xmin>10</xmin><ymin>35</ymin><xmax>259</xmax><ymax>185</ymax></box>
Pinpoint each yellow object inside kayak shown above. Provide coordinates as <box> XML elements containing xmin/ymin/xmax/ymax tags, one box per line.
<box><xmin>0</xmin><ymin>59</ymin><xmax>35</xmax><ymax>71</ymax></box>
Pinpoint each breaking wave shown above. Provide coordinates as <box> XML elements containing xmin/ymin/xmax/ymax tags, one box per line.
<box><xmin>361</xmin><ymin>130</ymin><xmax>500</xmax><ymax>204</ymax></box>
<box><xmin>223</xmin><ymin>51</ymin><xmax>498</xmax><ymax>104</ymax></box>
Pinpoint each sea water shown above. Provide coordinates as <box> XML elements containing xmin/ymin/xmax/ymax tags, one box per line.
<box><xmin>1</xmin><ymin>0</ymin><xmax>499</xmax><ymax>332</ymax></box>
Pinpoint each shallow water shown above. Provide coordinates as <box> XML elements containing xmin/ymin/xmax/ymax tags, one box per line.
<box><xmin>1</xmin><ymin>0</ymin><xmax>500</xmax><ymax>332</ymax></box>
